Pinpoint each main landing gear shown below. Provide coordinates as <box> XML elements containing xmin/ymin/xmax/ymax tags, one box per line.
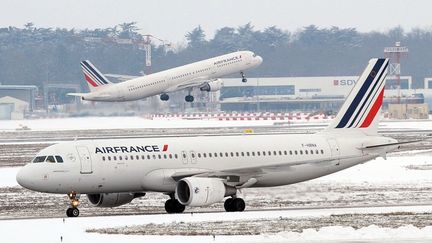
<box><xmin>241</xmin><ymin>72</ymin><xmax>247</xmax><ymax>83</ymax></box>
<box><xmin>185</xmin><ymin>89</ymin><xmax>194</xmax><ymax>102</ymax></box>
<box><xmin>224</xmin><ymin>197</ymin><xmax>245</xmax><ymax>212</ymax></box>
<box><xmin>165</xmin><ymin>194</ymin><xmax>185</xmax><ymax>214</ymax></box>
<box><xmin>160</xmin><ymin>93</ymin><xmax>169</xmax><ymax>101</ymax></box>
<box><xmin>66</xmin><ymin>191</ymin><xmax>80</xmax><ymax>217</ymax></box>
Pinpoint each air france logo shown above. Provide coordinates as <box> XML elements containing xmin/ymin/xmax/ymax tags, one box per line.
<box><xmin>214</xmin><ymin>55</ymin><xmax>241</xmax><ymax>65</ymax></box>
<box><xmin>95</xmin><ymin>145</ymin><xmax>169</xmax><ymax>154</ymax></box>
<box><xmin>334</xmin><ymin>79</ymin><xmax>356</xmax><ymax>86</ymax></box>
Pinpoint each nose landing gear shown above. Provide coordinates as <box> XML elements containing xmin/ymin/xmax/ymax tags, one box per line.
<box><xmin>241</xmin><ymin>72</ymin><xmax>247</xmax><ymax>83</ymax></box>
<box><xmin>66</xmin><ymin>191</ymin><xmax>80</xmax><ymax>217</ymax></box>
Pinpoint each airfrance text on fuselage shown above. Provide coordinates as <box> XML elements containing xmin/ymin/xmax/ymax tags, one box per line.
<box><xmin>213</xmin><ymin>55</ymin><xmax>241</xmax><ymax>65</ymax></box>
<box><xmin>95</xmin><ymin>145</ymin><xmax>167</xmax><ymax>154</ymax></box>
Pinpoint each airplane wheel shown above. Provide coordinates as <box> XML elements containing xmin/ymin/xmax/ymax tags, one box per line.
<box><xmin>224</xmin><ymin>198</ymin><xmax>245</xmax><ymax>212</ymax></box>
<box><xmin>232</xmin><ymin>198</ymin><xmax>245</xmax><ymax>212</ymax></box>
<box><xmin>66</xmin><ymin>207</ymin><xmax>79</xmax><ymax>217</ymax></box>
<box><xmin>242</xmin><ymin>78</ymin><xmax>247</xmax><ymax>83</ymax></box>
<box><xmin>224</xmin><ymin>198</ymin><xmax>234</xmax><ymax>212</ymax></box>
<box><xmin>160</xmin><ymin>93</ymin><xmax>169</xmax><ymax>101</ymax></box>
<box><xmin>165</xmin><ymin>199</ymin><xmax>185</xmax><ymax>214</ymax></box>
<box><xmin>185</xmin><ymin>95</ymin><xmax>194</xmax><ymax>102</ymax></box>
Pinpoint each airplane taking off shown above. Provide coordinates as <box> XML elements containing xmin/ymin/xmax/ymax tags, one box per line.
<box><xmin>18</xmin><ymin>58</ymin><xmax>402</xmax><ymax>218</ymax></box>
<box><xmin>67</xmin><ymin>51</ymin><xmax>263</xmax><ymax>102</ymax></box>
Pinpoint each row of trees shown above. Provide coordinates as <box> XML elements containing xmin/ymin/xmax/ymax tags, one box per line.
<box><xmin>0</xmin><ymin>22</ymin><xmax>432</xmax><ymax>89</ymax></box>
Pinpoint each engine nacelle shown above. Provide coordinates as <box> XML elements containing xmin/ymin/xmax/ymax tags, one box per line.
<box><xmin>175</xmin><ymin>177</ymin><xmax>236</xmax><ymax>207</ymax></box>
<box><xmin>200</xmin><ymin>79</ymin><xmax>223</xmax><ymax>92</ymax></box>
<box><xmin>87</xmin><ymin>193</ymin><xmax>145</xmax><ymax>207</ymax></box>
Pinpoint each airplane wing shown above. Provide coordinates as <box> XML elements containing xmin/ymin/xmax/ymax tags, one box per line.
<box><xmin>170</xmin><ymin>155</ymin><xmax>356</xmax><ymax>188</ymax></box>
<box><xmin>165</xmin><ymin>76</ymin><xmax>212</xmax><ymax>92</ymax></box>
<box><xmin>66</xmin><ymin>93</ymin><xmax>87</xmax><ymax>97</ymax></box>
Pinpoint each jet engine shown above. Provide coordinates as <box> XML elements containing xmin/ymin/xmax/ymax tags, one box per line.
<box><xmin>199</xmin><ymin>79</ymin><xmax>223</xmax><ymax>92</ymax></box>
<box><xmin>175</xmin><ymin>177</ymin><xmax>236</xmax><ymax>206</ymax></box>
<box><xmin>87</xmin><ymin>193</ymin><xmax>145</xmax><ymax>207</ymax></box>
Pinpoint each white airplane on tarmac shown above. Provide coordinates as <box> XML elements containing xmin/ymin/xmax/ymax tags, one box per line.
<box><xmin>17</xmin><ymin>58</ymin><xmax>402</xmax><ymax>218</ymax></box>
<box><xmin>67</xmin><ymin>51</ymin><xmax>263</xmax><ymax>102</ymax></box>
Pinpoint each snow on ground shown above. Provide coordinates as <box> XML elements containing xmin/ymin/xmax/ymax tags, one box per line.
<box><xmin>2</xmin><ymin>116</ymin><xmax>432</xmax><ymax>131</ymax></box>
<box><xmin>1</xmin><ymin>206</ymin><xmax>432</xmax><ymax>243</ymax></box>
<box><xmin>1</xmin><ymin>151</ymin><xmax>432</xmax><ymax>242</ymax></box>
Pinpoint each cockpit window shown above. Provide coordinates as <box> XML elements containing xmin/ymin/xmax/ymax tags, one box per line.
<box><xmin>46</xmin><ymin>156</ymin><xmax>55</xmax><ymax>163</ymax></box>
<box><xmin>55</xmin><ymin>156</ymin><xmax>64</xmax><ymax>163</ymax></box>
<box><xmin>33</xmin><ymin>156</ymin><xmax>46</xmax><ymax>163</ymax></box>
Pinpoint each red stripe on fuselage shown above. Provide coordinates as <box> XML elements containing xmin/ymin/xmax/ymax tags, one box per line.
<box><xmin>163</xmin><ymin>144</ymin><xmax>168</xmax><ymax>152</ymax></box>
<box><xmin>360</xmin><ymin>88</ymin><xmax>384</xmax><ymax>128</ymax></box>
<box><xmin>84</xmin><ymin>74</ymin><xmax>98</xmax><ymax>87</ymax></box>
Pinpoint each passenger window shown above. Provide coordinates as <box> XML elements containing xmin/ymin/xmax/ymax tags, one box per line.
<box><xmin>203</xmin><ymin>153</ymin><xmax>207</xmax><ymax>158</ymax></box>
<box><xmin>119</xmin><ymin>156</ymin><xmax>123</xmax><ymax>161</ymax></box>
<box><xmin>153</xmin><ymin>155</ymin><xmax>157</xmax><ymax>160</ymax></box>
<box><xmin>214</xmin><ymin>153</ymin><xmax>218</xmax><ymax>157</ymax></box>
<box><xmin>192</xmin><ymin>153</ymin><xmax>196</xmax><ymax>158</ymax></box>
<box><xmin>236</xmin><ymin>152</ymin><xmax>239</xmax><ymax>157</ymax></box>
<box><xmin>220</xmin><ymin>152</ymin><xmax>223</xmax><ymax>157</ymax></box>
<box><xmin>169</xmin><ymin>154</ymin><xmax>173</xmax><ymax>159</ymax></box>
<box><xmin>182</xmin><ymin>153</ymin><xmax>186</xmax><ymax>159</ymax></box>
<box><xmin>273</xmin><ymin>151</ymin><xmax>277</xmax><ymax>156</ymax></box>
<box><xmin>102</xmin><ymin>156</ymin><xmax>105</xmax><ymax>161</ymax></box>
<box><xmin>284</xmin><ymin>151</ymin><xmax>287</xmax><ymax>155</ymax></box>
<box><xmin>315</xmin><ymin>149</ymin><xmax>319</xmax><ymax>154</ymax></box>
<box><xmin>262</xmin><ymin>151</ymin><xmax>266</xmax><ymax>156</ymax></box>
<box><xmin>252</xmin><ymin>152</ymin><xmax>255</xmax><ymax>156</ymax></box>
<box><xmin>175</xmin><ymin>154</ymin><xmax>178</xmax><ymax>159</ymax></box>
<box><xmin>321</xmin><ymin>149</ymin><xmax>324</xmax><ymax>154</ymax></box>
<box><xmin>241</xmin><ymin>152</ymin><xmax>244</xmax><ymax>156</ymax></box>
<box><xmin>278</xmin><ymin>151</ymin><xmax>282</xmax><ymax>155</ymax></box>
<box><xmin>305</xmin><ymin>150</ymin><xmax>308</xmax><ymax>155</ymax></box>
<box><xmin>246</xmin><ymin>152</ymin><xmax>250</xmax><ymax>156</ymax></box>
<box><xmin>130</xmin><ymin>155</ymin><xmax>133</xmax><ymax>160</ymax></box>
<box><xmin>295</xmin><ymin>151</ymin><xmax>298</xmax><ymax>155</ymax></box>
<box><xmin>257</xmin><ymin>151</ymin><xmax>260</xmax><ymax>156</ymax></box>
<box><xmin>209</xmin><ymin>153</ymin><xmax>212</xmax><ymax>158</ymax></box>
<box><xmin>290</xmin><ymin>151</ymin><xmax>293</xmax><ymax>155</ymax></box>
<box><xmin>310</xmin><ymin>150</ymin><xmax>314</xmax><ymax>154</ymax></box>
<box><xmin>230</xmin><ymin>152</ymin><xmax>234</xmax><ymax>157</ymax></box>
<box><xmin>198</xmin><ymin>153</ymin><xmax>201</xmax><ymax>158</ymax></box>
<box><xmin>136</xmin><ymin>155</ymin><xmax>140</xmax><ymax>160</ymax></box>
<box><xmin>55</xmin><ymin>156</ymin><xmax>64</xmax><ymax>163</ymax></box>
<box><xmin>158</xmin><ymin>154</ymin><xmax>161</xmax><ymax>159</ymax></box>
<box><xmin>300</xmin><ymin>150</ymin><xmax>303</xmax><ymax>155</ymax></box>
<box><xmin>163</xmin><ymin>154</ymin><xmax>167</xmax><ymax>159</ymax></box>
<box><xmin>225</xmin><ymin>152</ymin><xmax>229</xmax><ymax>157</ymax></box>
<box><xmin>108</xmin><ymin>156</ymin><xmax>111</xmax><ymax>161</ymax></box>
<box><xmin>113</xmin><ymin>156</ymin><xmax>117</xmax><ymax>161</ymax></box>
<box><xmin>142</xmin><ymin>155</ymin><xmax>145</xmax><ymax>160</ymax></box>
<box><xmin>46</xmin><ymin>156</ymin><xmax>55</xmax><ymax>163</ymax></box>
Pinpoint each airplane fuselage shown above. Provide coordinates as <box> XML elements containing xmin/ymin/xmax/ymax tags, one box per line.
<box><xmin>17</xmin><ymin>131</ymin><xmax>397</xmax><ymax>195</ymax></box>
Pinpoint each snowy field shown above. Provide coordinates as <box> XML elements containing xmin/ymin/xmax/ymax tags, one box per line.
<box><xmin>1</xmin><ymin>116</ymin><xmax>432</xmax><ymax>131</ymax></box>
<box><xmin>1</xmin><ymin>117</ymin><xmax>432</xmax><ymax>242</ymax></box>
<box><xmin>1</xmin><ymin>150</ymin><xmax>432</xmax><ymax>242</ymax></box>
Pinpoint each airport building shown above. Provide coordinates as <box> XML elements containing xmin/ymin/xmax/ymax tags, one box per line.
<box><xmin>219</xmin><ymin>76</ymin><xmax>431</xmax><ymax>113</ymax></box>
<box><xmin>0</xmin><ymin>84</ymin><xmax>38</xmax><ymax>119</ymax></box>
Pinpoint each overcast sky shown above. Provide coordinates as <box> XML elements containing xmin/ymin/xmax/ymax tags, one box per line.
<box><xmin>2</xmin><ymin>0</ymin><xmax>431</xmax><ymax>44</ymax></box>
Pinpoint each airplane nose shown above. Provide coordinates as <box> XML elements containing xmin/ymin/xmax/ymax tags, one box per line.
<box><xmin>256</xmin><ymin>56</ymin><xmax>263</xmax><ymax>65</ymax></box>
<box><xmin>16</xmin><ymin>166</ymin><xmax>33</xmax><ymax>189</ymax></box>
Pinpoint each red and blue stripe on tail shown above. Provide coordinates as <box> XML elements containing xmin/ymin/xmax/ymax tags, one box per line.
<box><xmin>80</xmin><ymin>60</ymin><xmax>111</xmax><ymax>91</ymax></box>
<box><xmin>326</xmin><ymin>58</ymin><xmax>389</xmax><ymax>134</ymax></box>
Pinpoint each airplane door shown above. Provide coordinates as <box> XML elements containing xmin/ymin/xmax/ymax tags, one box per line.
<box><xmin>327</xmin><ymin>139</ymin><xmax>340</xmax><ymax>165</ymax></box>
<box><xmin>76</xmin><ymin>146</ymin><xmax>93</xmax><ymax>174</ymax></box>
<box><xmin>189</xmin><ymin>151</ymin><xmax>197</xmax><ymax>164</ymax></box>
<box><xmin>181</xmin><ymin>151</ymin><xmax>188</xmax><ymax>164</ymax></box>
